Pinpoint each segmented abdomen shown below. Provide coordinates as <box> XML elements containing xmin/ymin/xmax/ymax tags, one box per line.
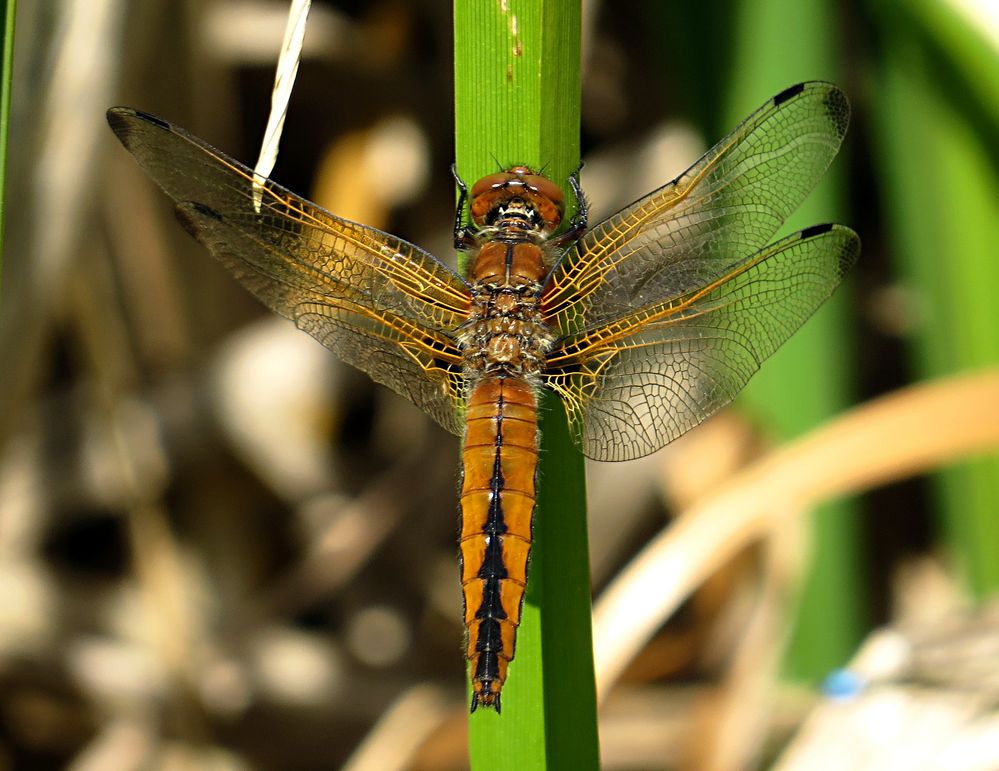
<box><xmin>460</xmin><ymin>375</ymin><xmax>538</xmax><ymax>712</ymax></box>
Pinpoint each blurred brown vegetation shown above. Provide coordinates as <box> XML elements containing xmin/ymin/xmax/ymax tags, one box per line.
<box><xmin>1</xmin><ymin>1</ymin><xmax>998</xmax><ymax>770</ymax></box>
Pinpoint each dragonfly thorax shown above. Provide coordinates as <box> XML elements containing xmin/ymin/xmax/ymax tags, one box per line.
<box><xmin>460</xmin><ymin>240</ymin><xmax>554</xmax><ymax>377</ymax></box>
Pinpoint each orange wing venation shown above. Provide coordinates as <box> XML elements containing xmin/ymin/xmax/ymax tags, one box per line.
<box><xmin>542</xmin><ymin>81</ymin><xmax>851</xmax><ymax>336</ymax></box>
<box><xmin>107</xmin><ymin>107</ymin><xmax>470</xmax><ymax>434</ymax></box>
<box><xmin>544</xmin><ymin>224</ymin><xmax>860</xmax><ymax>461</ymax></box>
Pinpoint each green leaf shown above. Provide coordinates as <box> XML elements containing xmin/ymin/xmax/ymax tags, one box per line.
<box><xmin>870</xmin><ymin>0</ymin><xmax>999</xmax><ymax>594</ymax></box>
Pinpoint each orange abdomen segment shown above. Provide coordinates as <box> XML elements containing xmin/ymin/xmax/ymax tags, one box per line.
<box><xmin>460</xmin><ymin>375</ymin><xmax>538</xmax><ymax>713</ymax></box>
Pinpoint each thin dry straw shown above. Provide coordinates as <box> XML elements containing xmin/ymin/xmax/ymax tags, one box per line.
<box><xmin>252</xmin><ymin>0</ymin><xmax>311</xmax><ymax>212</ymax></box>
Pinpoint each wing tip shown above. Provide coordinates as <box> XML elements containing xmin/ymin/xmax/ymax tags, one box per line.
<box><xmin>838</xmin><ymin>227</ymin><xmax>862</xmax><ymax>274</ymax></box>
<box><xmin>105</xmin><ymin>106</ymin><xmax>133</xmax><ymax>140</ymax></box>
<box><xmin>798</xmin><ymin>223</ymin><xmax>861</xmax><ymax>276</ymax></box>
<box><xmin>106</xmin><ymin>107</ymin><xmax>173</xmax><ymax>148</ymax></box>
<box><xmin>823</xmin><ymin>86</ymin><xmax>851</xmax><ymax>134</ymax></box>
<box><xmin>770</xmin><ymin>81</ymin><xmax>851</xmax><ymax>137</ymax></box>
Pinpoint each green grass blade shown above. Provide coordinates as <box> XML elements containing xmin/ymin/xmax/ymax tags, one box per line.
<box><xmin>0</xmin><ymin>0</ymin><xmax>16</xmax><ymax>286</ymax></box>
<box><xmin>870</xmin><ymin>0</ymin><xmax>999</xmax><ymax>594</ymax></box>
<box><xmin>722</xmin><ymin>0</ymin><xmax>865</xmax><ymax>681</ymax></box>
<box><xmin>903</xmin><ymin>0</ymin><xmax>999</xmax><ymax>136</ymax></box>
<box><xmin>454</xmin><ymin>1</ymin><xmax>599</xmax><ymax>768</ymax></box>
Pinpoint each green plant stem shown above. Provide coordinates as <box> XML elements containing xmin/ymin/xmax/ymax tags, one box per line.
<box><xmin>454</xmin><ymin>1</ymin><xmax>598</xmax><ymax>768</ymax></box>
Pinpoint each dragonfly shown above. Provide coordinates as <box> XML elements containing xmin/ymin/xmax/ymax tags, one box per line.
<box><xmin>107</xmin><ymin>81</ymin><xmax>859</xmax><ymax>713</ymax></box>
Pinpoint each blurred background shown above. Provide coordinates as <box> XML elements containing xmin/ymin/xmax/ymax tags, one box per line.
<box><xmin>1</xmin><ymin>0</ymin><xmax>998</xmax><ymax>768</ymax></box>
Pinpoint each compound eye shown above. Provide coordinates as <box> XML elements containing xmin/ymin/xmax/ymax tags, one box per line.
<box><xmin>521</xmin><ymin>174</ymin><xmax>564</xmax><ymax>212</ymax></box>
<box><xmin>470</xmin><ymin>171</ymin><xmax>518</xmax><ymax>199</ymax></box>
<box><xmin>517</xmin><ymin>173</ymin><xmax>564</xmax><ymax>230</ymax></box>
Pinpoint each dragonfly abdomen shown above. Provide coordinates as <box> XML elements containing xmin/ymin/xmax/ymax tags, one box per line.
<box><xmin>460</xmin><ymin>375</ymin><xmax>538</xmax><ymax>712</ymax></box>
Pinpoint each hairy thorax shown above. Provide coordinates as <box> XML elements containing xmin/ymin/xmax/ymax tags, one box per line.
<box><xmin>459</xmin><ymin>239</ymin><xmax>555</xmax><ymax>379</ymax></box>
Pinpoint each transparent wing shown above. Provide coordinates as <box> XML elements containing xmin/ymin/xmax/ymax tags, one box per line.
<box><xmin>543</xmin><ymin>225</ymin><xmax>860</xmax><ymax>461</ymax></box>
<box><xmin>543</xmin><ymin>82</ymin><xmax>850</xmax><ymax>336</ymax></box>
<box><xmin>108</xmin><ymin>108</ymin><xmax>469</xmax><ymax>435</ymax></box>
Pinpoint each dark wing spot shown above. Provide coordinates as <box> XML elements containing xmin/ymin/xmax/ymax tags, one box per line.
<box><xmin>191</xmin><ymin>201</ymin><xmax>224</xmax><ymax>221</ymax></box>
<box><xmin>800</xmin><ymin>223</ymin><xmax>833</xmax><ymax>239</ymax></box>
<box><xmin>174</xmin><ymin>201</ymin><xmax>223</xmax><ymax>239</ymax></box>
<box><xmin>132</xmin><ymin>110</ymin><xmax>171</xmax><ymax>130</ymax></box>
<box><xmin>773</xmin><ymin>82</ymin><xmax>806</xmax><ymax>107</ymax></box>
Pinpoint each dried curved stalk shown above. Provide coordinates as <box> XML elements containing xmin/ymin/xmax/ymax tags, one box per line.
<box><xmin>593</xmin><ymin>368</ymin><xmax>999</xmax><ymax>699</ymax></box>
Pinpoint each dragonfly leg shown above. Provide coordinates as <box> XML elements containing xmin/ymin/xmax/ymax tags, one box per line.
<box><xmin>549</xmin><ymin>162</ymin><xmax>588</xmax><ymax>249</ymax></box>
<box><xmin>452</xmin><ymin>164</ymin><xmax>477</xmax><ymax>250</ymax></box>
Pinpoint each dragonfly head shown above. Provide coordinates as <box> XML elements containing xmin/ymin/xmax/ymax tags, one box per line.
<box><xmin>469</xmin><ymin>166</ymin><xmax>564</xmax><ymax>234</ymax></box>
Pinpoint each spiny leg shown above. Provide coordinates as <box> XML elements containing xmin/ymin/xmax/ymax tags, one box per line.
<box><xmin>452</xmin><ymin>164</ymin><xmax>478</xmax><ymax>250</ymax></box>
